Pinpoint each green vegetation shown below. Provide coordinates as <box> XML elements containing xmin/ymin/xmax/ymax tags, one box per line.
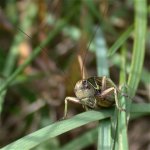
<box><xmin>0</xmin><ymin>0</ymin><xmax>149</xmax><ymax>150</ymax></box>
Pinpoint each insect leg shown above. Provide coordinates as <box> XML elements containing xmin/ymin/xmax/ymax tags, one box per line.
<box><xmin>102</xmin><ymin>76</ymin><xmax>106</xmax><ymax>91</ymax></box>
<box><xmin>107</xmin><ymin>78</ymin><xmax>119</xmax><ymax>91</ymax></box>
<box><xmin>114</xmin><ymin>88</ymin><xmax>126</xmax><ymax>111</ymax></box>
<box><xmin>63</xmin><ymin>97</ymin><xmax>81</xmax><ymax>119</ymax></box>
<box><xmin>100</xmin><ymin>87</ymin><xmax>114</xmax><ymax>97</ymax></box>
<box><xmin>100</xmin><ymin>87</ymin><xmax>125</xmax><ymax>111</ymax></box>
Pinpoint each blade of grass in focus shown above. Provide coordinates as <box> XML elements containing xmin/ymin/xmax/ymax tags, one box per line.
<box><xmin>1</xmin><ymin>103</ymin><xmax>149</xmax><ymax>150</ymax></box>
<box><xmin>1</xmin><ymin>110</ymin><xmax>113</xmax><ymax>150</ymax></box>
<box><xmin>58</xmin><ymin>128</ymin><xmax>98</xmax><ymax>150</ymax></box>
<box><xmin>115</xmin><ymin>1</ymin><xmax>147</xmax><ymax>149</ymax></box>
<box><xmin>117</xmin><ymin>45</ymin><xmax>128</xmax><ymax>150</ymax></box>
<box><xmin>127</xmin><ymin>0</ymin><xmax>147</xmax><ymax>98</ymax></box>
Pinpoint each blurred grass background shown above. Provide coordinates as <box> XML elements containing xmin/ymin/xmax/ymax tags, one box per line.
<box><xmin>0</xmin><ymin>0</ymin><xmax>150</xmax><ymax>150</ymax></box>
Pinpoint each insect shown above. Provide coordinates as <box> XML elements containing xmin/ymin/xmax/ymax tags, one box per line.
<box><xmin>63</xmin><ymin>75</ymin><xmax>124</xmax><ymax>118</ymax></box>
<box><xmin>63</xmin><ymin>38</ymin><xmax>125</xmax><ymax>118</ymax></box>
<box><xmin>63</xmin><ymin>31</ymin><xmax>124</xmax><ymax>119</ymax></box>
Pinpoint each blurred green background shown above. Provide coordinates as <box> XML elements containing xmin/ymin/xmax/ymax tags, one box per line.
<box><xmin>0</xmin><ymin>0</ymin><xmax>149</xmax><ymax>150</ymax></box>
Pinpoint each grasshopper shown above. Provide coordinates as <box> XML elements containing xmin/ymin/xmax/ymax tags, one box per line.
<box><xmin>63</xmin><ymin>75</ymin><xmax>124</xmax><ymax>118</ymax></box>
<box><xmin>63</xmin><ymin>30</ymin><xmax>125</xmax><ymax>119</ymax></box>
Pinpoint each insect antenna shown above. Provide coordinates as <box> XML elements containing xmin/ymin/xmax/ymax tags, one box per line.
<box><xmin>80</xmin><ymin>26</ymin><xmax>99</xmax><ymax>80</ymax></box>
<box><xmin>77</xmin><ymin>54</ymin><xmax>85</xmax><ymax>79</ymax></box>
<box><xmin>80</xmin><ymin>4</ymin><xmax>108</xmax><ymax>80</ymax></box>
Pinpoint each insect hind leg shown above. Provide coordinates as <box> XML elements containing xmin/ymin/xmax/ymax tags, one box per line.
<box><xmin>100</xmin><ymin>87</ymin><xmax>125</xmax><ymax>111</ymax></box>
<box><xmin>114</xmin><ymin>88</ymin><xmax>126</xmax><ymax>111</ymax></box>
<box><xmin>102</xmin><ymin>76</ymin><xmax>107</xmax><ymax>91</ymax></box>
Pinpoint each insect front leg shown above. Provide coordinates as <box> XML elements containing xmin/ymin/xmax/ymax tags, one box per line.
<box><xmin>63</xmin><ymin>97</ymin><xmax>81</xmax><ymax>119</ymax></box>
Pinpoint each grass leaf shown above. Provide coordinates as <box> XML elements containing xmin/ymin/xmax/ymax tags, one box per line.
<box><xmin>1</xmin><ymin>110</ymin><xmax>113</xmax><ymax>150</ymax></box>
<box><xmin>127</xmin><ymin>0</ymin><xmax>147</xmax><ymax>97</ymax></box>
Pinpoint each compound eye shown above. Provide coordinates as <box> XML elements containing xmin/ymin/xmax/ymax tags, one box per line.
<box><xmin>82</xmin><ymin>80</ymin><xmax>87</xmax><ymax>85</ymax></box>
<box><xmin>82</xmin><ymin>80</ymin><xmax>89</xmax><ymax>89</ymax></box>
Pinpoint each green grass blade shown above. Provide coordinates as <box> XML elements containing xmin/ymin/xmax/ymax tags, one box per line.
<box><xmin>59</xmin><ymin>128</ymin><xmax>98</xmax><ymax>150</ymax></box>
<box><xmin>94</xmin><ymin>27</ymin><xmax>111</xmax><ymax>150</ymax></box>
<box><xmin>118</xmin><ymin>88</ymin><xmax>129</xmax><ymax>150</ymax></box>
<box><xmin>130</xmin><ymin>103</ymin><xmax>150</xmax><ymax>119</ymax></box>
<box><xmin>127</xmin><ymin>0</ymin><xmax>147</xmax><ymax>97</ymax></box>
<box><xmin>95</xmin><ymin>27</ymin><xmax>109</xmax><ymax>76</ymax></box>
<box><xmin>97</xmin><ymin>119</ymin><xmax>111</xmax><ymax>150</ymax></box>
<box><xmin>110</xmin><ymin>54</ymin><xmax>150</xmax><ymax>85</ymax></box>
<box><xmin>0</xmin><ymin>78</ymin><xmax>5</xmax><ymax>113</ymax></box>
<box><xmin>1</xmin><ymin>103</ymin><xmax>149</xmax><ymax>150</ymax></box>
<box><xmin>117</xmin><ymin>46</ymin><xmax>129</xmax><ymax>150</ymax></box>
<box><xmin>112</xmin><ymin>46</ymin><xmax>129</xmax><ymax>150</ymax></box>
<box><xmin>119</xmin><ymin>46</ymin><xmax>127</xmax><ymax>85</ymax></box>
<box><xmin>108</xmin><ymin>25</ymin><xmax>133</xmax><ymax>57</ymax></box>
<box><xmin>131</xmin><ymin>103</ymin><xmax>150</xmax><ymax>113</ymax></box>
<box><xmin>1</xmin><ymin>110</ymin><xmax>113</xmax><ymax>150</ymax></box>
